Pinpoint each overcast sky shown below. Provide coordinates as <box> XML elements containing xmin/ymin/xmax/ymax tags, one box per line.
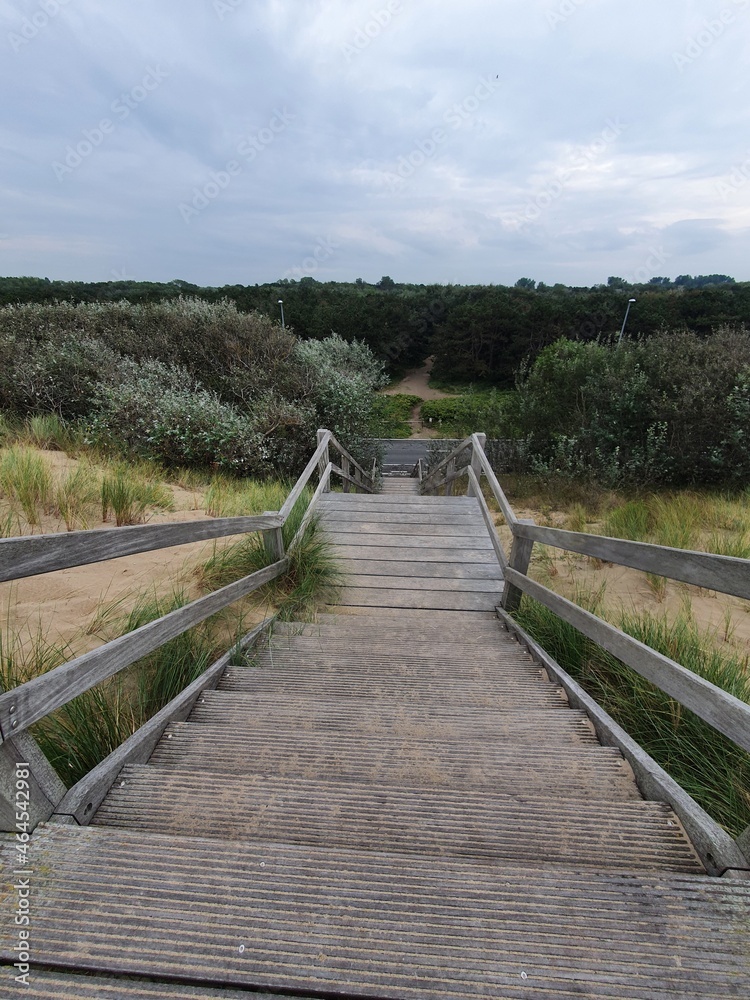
<box><xmin>2</xmin><ymin>0</ymin><xmax>749</xmax><ymax>287</ymax></box>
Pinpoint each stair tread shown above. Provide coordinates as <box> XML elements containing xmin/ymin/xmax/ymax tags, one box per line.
<box><xmin>5</xmin><ymin>826</ymin><xmax>746</xmax><ymax>999</ymax></box>
<box><xmin>95</xmin><ymin>766</ymin><xmax>701</xmax><ymax>872</ymax></box>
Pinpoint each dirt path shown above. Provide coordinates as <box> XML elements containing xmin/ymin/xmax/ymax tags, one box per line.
<box><xmin>383</xmin><ymin>358</ymin><xmax>457</xmax><ymax>438</ymax></box>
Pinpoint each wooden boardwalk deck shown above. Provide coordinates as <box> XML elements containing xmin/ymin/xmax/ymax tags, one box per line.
<box><xmin>1</xmin><ymin>483</ymin><xmax>749</xmax><ymax>997</ymax></box>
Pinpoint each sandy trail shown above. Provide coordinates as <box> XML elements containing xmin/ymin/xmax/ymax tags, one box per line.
<box><xmin>382</xmin><ymin>357</ymin><xmax>457</xmax><ymax>438</ymax></box>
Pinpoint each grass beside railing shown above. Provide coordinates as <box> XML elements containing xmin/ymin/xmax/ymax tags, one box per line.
<box><xmin>199</xmin><ymin>484</ymin><xmax>342</xmax><ymax>622</ymax></box>
<box><xmin>514</xmin><ymin>589</ymin><xmax>750</xmax><ymax>837</ymax></box>
<box><xmin>1</xmin><ymin>472</ymin><xmax>342</xmax><ymax>784</ymax></box>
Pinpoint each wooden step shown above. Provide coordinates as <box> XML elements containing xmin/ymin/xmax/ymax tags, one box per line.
<box><xmin>6</xmin><ymin>826</ymin><xmax>746</xmax><ymax>999</ymax></box>
<box><xmin>330</xmin><ymin>543</ymin><xmax>497</xmax><ymax>563</ymax></box>
<box><xmin>95</xmin><ymin>767</ymin><xmax>701</xmax><ymax>872</ymax></box>
<box><xmin>271</xmin><ymin>614</ymin><xmax>507</xmax><ymax>637</ymax></box>
<box><xmin>218</xmin><ymin>665</ymin><xmax>568</xmax><ymax>706</ymax></box>
<box><xmin>164</xmin><ymin>694</ymin><xmax>600</xmax><ymax>741</ymax></box>
<box><xmin>149</xmin><ymin>723</ymin><xmax>633</xmax><ymax>792</ymax></box>
<box><xmin>325</xmin><ymin>558</ymin><xmax>505</xmax><ymax>579</ymax></box>
<box><xmin>334</xmin><ymin>588</ymin><xmax>502</xmax><ymax>611</ymax></box>
<box><xmin>260</xmin><ymin>637</ymin><xmax>544</xmax><ymax>671</ymax></box>
<box><xmin>0</xmin><ymin>971</ymin><xmax>302</xmax><ymax>1000</ymax></box>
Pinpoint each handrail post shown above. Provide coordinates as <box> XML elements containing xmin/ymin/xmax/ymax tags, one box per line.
<box><xmin>445</xmin><ymin>457</ymin><xmax>456</xmax><ymax>496</ymax></box>
<box><xmin>262</xmin><ymin>521</ymin><xmax>285</xmax><ymax>562</ymax></box>
<box><xmin>502</xmin><ymin>518</ymin><xmax>535</xmax><ymax>614</ymax></box>
<box><xmin>317</xmin><ymin>429</ymin><xmax>331</xmax><ymax>494</ymax></box>
<box><xmin>467</xmin><ymin>433</ymin><xmax>486</xmax><ymax>497</ymax></box>
<box><xmin>0</xmin><ymin>681</ymin><xmax>67</xmax><ymax>833</ymax></box>
<box><xmin>342</xmin><ymin>455</ymin><xmax>351</xmax><ymax>494</ymax></box>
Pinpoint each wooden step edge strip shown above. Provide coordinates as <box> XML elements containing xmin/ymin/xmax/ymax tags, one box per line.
<box><xmin>49</xmin><ymin>618</ymin><xmax>276</xmax><ymax>828</ymax></box>
<box><xmin>497</xmin><ymin>610</ymin><xmax>750</xmax><ymax>878</ymax></box>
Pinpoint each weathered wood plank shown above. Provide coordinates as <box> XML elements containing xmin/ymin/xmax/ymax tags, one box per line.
<box><xmin>330</xmin><ymin>545</ymin><xmax>497</xmax><ymax>563</ymax></box>
<box><xmin>325</xmin><ymin>532</ymin><xmax>493</xmax><ymax>549</ymax></box>
<box><xmin>337</xmin><ymin>587</ymin><xmax>500</xmax><ymax>611</ymax></box>
<box><xmin>498</xmin><ymin>611</ymin><xmax>750</xmax><ymax>876</ymax></box>
<box><xmin>0</xmin><ymin>559</ymin><xmax>287</xmax><ymax>742</ymax></box>
<box><xmin>318</xmin><ymin>510</ymin><xmax>484</xmax><ymax>525</ymax></box>
<box><xmin>467</xmin><ymin>466</ymin><xmax>508</xmax><ymax>569</ymax></box>
<box><xmin>476</xmin><ymin>440</ymin><xmax>518</xmax><ymax>526</ymax></box>
<box><xmin>516</xmin><ymin>522</ymin><xmax>750</xmax><ymax>601</ymax></box>
<box><xmin>320</xmin><ymin>520</ymin><xmax>485</xmax><ymax>537</ymax></box>
<box><xmin>334</xmin><ymin>559</ymin><xmax>504</xmax><ymax>579</ymax></box>
<box><xmin>504</xmin><ymin>568</ymin><xmax>750</xmax><ymax>754</ymax></box>
<box><xmin>53</xmin><ymin>618</ymin><xmax>275</xmax><ymax>826</ymax></box>
<box><xmin>0</xmin><ymin>513</ymin><xmax>283</xmax><ymax>584</ymax></box>
<box><xmin>342</xmin><ymin>575</ymin><xmax>504</xmax><ymax>594</ymax></box>
<box><xmin>279</xmin><ymin>431</ymin><xmax>331</xmax><ymax>519</ymax></box>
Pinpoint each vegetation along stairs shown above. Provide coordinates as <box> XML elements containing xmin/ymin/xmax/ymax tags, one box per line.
<box><xmin>1</xmin><ymin>431</ymin><xmax>750</xmax><ymax>997</ymax></box>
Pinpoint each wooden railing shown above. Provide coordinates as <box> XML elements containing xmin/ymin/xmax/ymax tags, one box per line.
<box><xmin>0</xmin><ymin>430</ymin><xmax>373</xmax><ymax>831</ymax></box>
<box><xmin>422</xmin><ymin>432</ymin><xmax>750</xmax><ymax>873</ymax></box>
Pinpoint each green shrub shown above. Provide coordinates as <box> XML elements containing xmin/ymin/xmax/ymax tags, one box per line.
<box><xmin>371</xmin><ymin>394</ymin><xmax>421</xmax><ymax>437</ymax></box>
<box><xmin>89</xmin><ymin>358</ymin><xmax>270</xmax><ymax>475</ymax></box>
<box><xmin>515</xmin><ymin>328</ymin><xmax>750</xmax><ymax>488</ymax></box>
<box><xmin>421</xmin><ymin>390</ymin><xmax>515</xmax><ymax>438</ymax></box>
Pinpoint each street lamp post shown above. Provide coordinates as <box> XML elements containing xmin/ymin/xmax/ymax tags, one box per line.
<box><xmin>618</xmin><ymin>298</ymin><xmax>636</xmax><ymax>346</ymax></box>
<box><xmin>278</xmin><ymin>299</ymin><xmax>285</xmax><ymax>330</ymax></box>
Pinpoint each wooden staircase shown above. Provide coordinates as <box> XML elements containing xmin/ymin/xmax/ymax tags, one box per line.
<box><xmin>3</xmin><ymin>478</ymin><xmax>749</xmax><ymax>998</ymax></box>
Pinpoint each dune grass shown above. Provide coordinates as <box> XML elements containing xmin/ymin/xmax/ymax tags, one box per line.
<box><xmin>0</xmin><ymin>446</ymin><xmax>54</xmax><ymax>525</ymax></box>
<box><xmin>514</xmin><ymin>588</ymin><xmax>750</xmax><ymax>837</ymax></box>
<box><xmin>101</xmin><ymin>465</ymin><xmax>174</xmax><ymax>526</ymax></box>
<box><xmin>199</xmin><ymin>485</ymin><xmax>341</xmax><ymax>621</ymax></box>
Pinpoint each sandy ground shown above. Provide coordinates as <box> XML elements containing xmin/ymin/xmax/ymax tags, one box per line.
<box><xmin>495</xmin><ymin>508</ymin><xmax>750</xmax><ymax>658</ymax></box>
<box><xmin>0</xmin><ymin>451</ymin><xmax>260</xmax><ymax>662</ymax></box>
<box><xmin>382</xmin><ymin>357</ymin><xmax>457</xmax><ymax>438</ymax></box>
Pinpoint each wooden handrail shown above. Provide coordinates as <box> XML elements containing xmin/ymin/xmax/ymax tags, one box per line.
<box><xmin>279</xmin><ymin>431</ymin><xmax>332</xmax><ymax>520</ymax></box>
<box><xmin>515</xmin><ymin>523</ymin><xmax>750</xmax><ymax>602</ymax></box>
<box><xmin>0</xmin><ymin>429</ymin><xmax>375</xmax><ymax>748</ymax></box>
<box><xmin>0</xmin><ymin>513</ymin><xmax>283</xmax><ymax>584</ymax></box>
<box><xmin>503</xmin><ymin>567</ymin><xmax>750</xmax><ymax>755</ymax></box>
<box><xmin>328</xmin><ymin>432</ymin><xmax>374</xmax><ymax>486</ymax></box>
<box><xmin>0</xmin><ymin>559</ymin><xmax>287</xmax><ymax>742</ymax></box>
<box><xmin>422</xmin><ymin>431</ymin><xmax>750</xmax><ymax>763</ymax></box>
<box><xmin>420</xmin><ymin>437</ymin><xmax>473</xmax><ymax>487</ymax></box>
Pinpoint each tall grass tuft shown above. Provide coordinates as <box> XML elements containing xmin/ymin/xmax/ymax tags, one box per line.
<box><xmin>515</xmin><ymin>591</ymin><xmax>750</xmax><ymax>836</ymax></box>
<box><xmin>101</xmin><ymin>467</ymin><xmax>173</xmax><ymax>525</ymax></box>
<box><xmin>0</xmin><ymin>446</ymin><xmax>53</xmax><ymax>525</ymax></box>
<box><xmin>24</xmin><ymin>413</ymin><xmax>71</xmax><ymax>451</ymax></box>
<box><xmin>28</xmin><ymin>588</ymin><xmax>221</xmax><ymax>785</ymax></box>
<box><xmin>199</xmin><ymin>486</ymin><xmax>341</xmax><ymax>621</ymax></box>
<box><xmin>54</xmin><ymin>463</ymin><xmax>100</xmax><ymax>530</ymax></box>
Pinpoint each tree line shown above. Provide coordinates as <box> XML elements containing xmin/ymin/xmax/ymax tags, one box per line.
<box><xmin>0</xmin><ymin>274</ymin><xmax>747</xmax><ymax>386</ymax></box>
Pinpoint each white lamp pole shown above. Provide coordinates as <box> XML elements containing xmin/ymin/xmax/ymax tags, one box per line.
<box><xmin>618</xmin><ymin>298</ymin><xmax>636</xmax><ymax>346</ymax></box>
<box><xmin>278</xmin><ymin>299</ymin><xmax>285</xmax><ymax>329</ymax></box>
